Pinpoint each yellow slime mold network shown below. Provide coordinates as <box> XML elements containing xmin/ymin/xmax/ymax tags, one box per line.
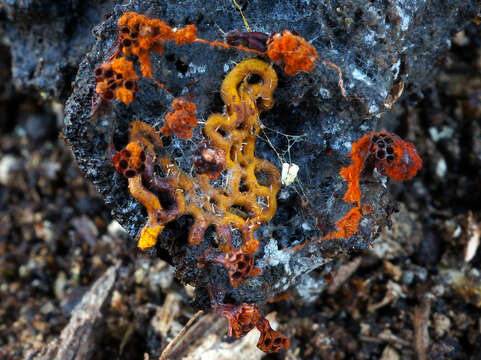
<box><xmin>113</xmin><ymin>59</ymin><xmax>281</xmax><ymax>287</ymax></box>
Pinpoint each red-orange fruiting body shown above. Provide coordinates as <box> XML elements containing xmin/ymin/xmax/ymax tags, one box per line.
<box><xmin>94</xmin><ymin>57</ymin><xmax>138</xmax><ymax>104</ymax></box>
<box><xmin>370</xmin><ymin>131</ymin><xmax>423</xmax><ymax>181</ymax></box>
<box><xmin>256</xmin><ymin>318</ymin><xmax>290</xmax><ymax>353</ymax></box>
<box><xmin>112</xmin><ymin>142</ymin><xmax>147</xmax><ymax>178</ymax></box>
<box><xmin>341</xmin><ymin>131</ymin><xmax>422</xmax><ymax>206</ymax></box>
<box><xmin>117</xmin><ymin>12</ymin><xmax>197</xmax><ymax>78</ymax></box>
<box><xmin>322</xmin><ymin>131</ymin><xmax>422</xmax><ymax>241</ymax></box>
<box><xmin>214</xmin><ymin>303</ymin><xmax>262</xmax><ymax>338</ymax></box>
<box><xmin>213</xmin><ymin>247</ymin><xmax>259</xmax><ymax>287</ymax></box>
<box><xmin>161</xmin><ymin>97</ymin><xmax>198</xmax><ymax>139</ymax></box>
<box><xmin>267</xmin><ymin>30</ymin><xmax>318</xmax><ymax>76</ymax></box>
<box><xmin>212</xmin><ymin>302</ymin><xmax>289</xmax><ymax>353</ymax></box>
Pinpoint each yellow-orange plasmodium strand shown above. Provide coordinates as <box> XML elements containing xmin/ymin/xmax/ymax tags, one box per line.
<box><xmin>116</xmin><ymin>59</ymin><xmax>280</xmax><ymax>287</ymax></box>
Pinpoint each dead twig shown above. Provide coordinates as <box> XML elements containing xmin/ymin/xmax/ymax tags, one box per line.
<box><xmin>413</xmin><ymin>296</ymin><xmax>431</xmax><ymax>360</ymax></box>
<box><xmin>159</xmin><ymin>310</ymin><xmax>205</xmax><ymax>360</ymax></box>
<box><xmin>360</xmin><ymin>332</ymin><xmax>411</xmax><ymax>348</ymax></box>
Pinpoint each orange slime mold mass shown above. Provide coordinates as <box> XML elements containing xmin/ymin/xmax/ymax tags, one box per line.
<box><xmin>322</xmin><ymin>131</ymin><xmax>422</xmax><ymax>240</ymax></box>
<box><xmin>94</xmin><ymin>57</ymin><xmax>138</xmax><ymax>104</ymax></box>
<box><xmin>117</xmin><ymin>12</ymin><xmax>197</xmax><ymax>78</ymax></box>
<box><xmin>160</xmin><ymin>97</ymin><xmax>198</xmax><ymax>139</ymax></box>
<box><xmin>213</xmin><ymin>302</ymin><xmax>289</xmax><ymax>353</ymax></box>
<box><xmin>267</xmin><ymin>30</ymin><xmax>318</xmax><ymax>76</ymax></box>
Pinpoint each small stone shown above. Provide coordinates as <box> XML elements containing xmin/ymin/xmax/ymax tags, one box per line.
<box><xmin>413</xmin><ymin>266</ymin><xmax>428</xmax><ymax>282</ymax></box>
<box><xmin>428</xmin><ymin>126</ymin><xmax>454</xmax><ymax>142</ymax></box>
<box><xmin>25</xmin><ymin>113</ymin><xmax>56</xmax><ymax>142</ymax></box>
<box><xmin>18</xmin><ymin>265</ymin><xmax>29</xmax><ymax>278</ymax></box>
<box><xmin>402</xmin><ymin>270</ymin><xmax>414</xmax><ymax>285</ymax></box>
<box><xmin>40</xmin><ymin>161</ymin><xmax>61</xmax><ymax>180</ymax></box>
<box><xmin>184</xmin><ymin>284</ymin><xmax>196</xmax><ymax>298</ymax></box>
<box><xmin>33</xmin><ymin>320</ymin><xmax>48</xmax><ymax>333</ymax></box>
<box><xmin>148</xmin><ymin>261</ymin><xmax>174</xmax><ymax>291</ymax></box>
<box><xmin>134</xmin><ymin>267</ymin><xmax>147</xmax><ymax>285</ymax></box>
<box><xmin>383</xmin><ymin>260</ymin><xmax>402</xmax><ymax>281</ymax></box>
<box><xmin>54</xmin><ymin>271</ymin><xmax>67</xmax><ymax>300</ymax></box>
<box><xmin>380</xmin><ymin>345</ymin><xmax>400</xmax><ymax>360</ymax></box>
<box><xmin>360</xmin><ymin>323</ymin><xmax>370</xmax><ymax>336</ymax></box>
<box><xmin>432</xmin><ymin>284</ymin><xmax>445</xmax><ymax>297</ymax></box>
<box><xmin>0</xmin><ymin>155</ymin><xmax>22</xmax><ymax>186</ymax></box>
<box><xmin>72</xmin><ymin>215</ymin><xmax>99</xmax><ymax>247</ymax></box>
<box><xmin>39</xmin><ymin>301</ymin><xmax>56</xmax><ymax>315</ymax></box>
<box><xmin>433</xmin><ymin>313</ymin><xmax>451</xmax><ymax>337</ymax></box>
<box><xmin>110</xmin><ymin>290</ymin><xmax>126</xmax><ymax>313</ymax></box>
<box><xmin>452</xmin><ymin>30</ymin><xmax>470</xmax><ymax>46</ymax></box>
<box><xmin>107</xmin><ymin>220</ymin><xmax>127</xmax><ymax>236</ymax></box>
<box><xmin>34</xmin><ymin>220</ymin><xmax>54</xmax><ymax>243</ymax></box>
<box><xmin>436</xmin><ymin>158</ymin><xmax>447</xmax><ymax>178</ymax></box>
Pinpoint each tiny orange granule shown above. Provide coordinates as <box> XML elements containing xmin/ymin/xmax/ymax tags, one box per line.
<box><xmin>94</xmin><ymin>57</ymin><xmax>138</xmax><ymax>104</ymax></box>
<box><xmin>266</xmin><ymin>30</ymin><xmax>318</xmax><ymax>76</ymax></box>
<box><xmin>160</xmin><ymin>97</ymin><xmax>198</xmax><ymax>139</ymax></box>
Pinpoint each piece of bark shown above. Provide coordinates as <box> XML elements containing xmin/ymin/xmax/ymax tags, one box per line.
<box><xmin>27</xmin><ymin>265</ymin><xmax>118</xmax><ymax>360</ymax></box>
<box><xmin>159</xmin><ymin>311</ymin><xmax>222</xmax><ymax>360</ymax></box>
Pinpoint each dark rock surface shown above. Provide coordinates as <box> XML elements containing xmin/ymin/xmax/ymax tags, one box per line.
<box><xmin>0</xmin><ymin>0</ymin><xmax>115</xmax><ymax>99</ymax></box>
<box><xmin>61</xmin><ymin>0</ymin><xmax>480</xmax><ymax>306</ymax></box>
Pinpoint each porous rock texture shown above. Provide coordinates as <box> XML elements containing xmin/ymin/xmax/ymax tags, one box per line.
<box><xmin>5</xmin><ymin>0</ymin><xmax>478</xmax><ymax>306</ymax></box>
<box><xmin>0</xmin><ymin>0</ymin><xmax>116</xmax><ymax>99</ymax></box>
